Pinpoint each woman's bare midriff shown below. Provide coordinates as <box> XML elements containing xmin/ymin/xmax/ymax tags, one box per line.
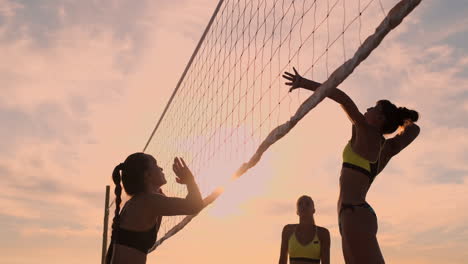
<box><xmin>112</xmin><ymin>244</ymin><xmax>147</xmax><ymax>264</ymax></box>
<box><xmin>337</xmin><ymin>167</ymin><xmax>372</xmax><ymax>213</ymax></box>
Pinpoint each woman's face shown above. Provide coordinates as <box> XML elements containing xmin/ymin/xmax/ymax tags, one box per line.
<box><xmin>145</xmin><ymin>155</ymin><xmax>167</xmax><ymax>189</ymax></box>
<box><xmin>365</xmin><ymin>102</ymin><xmax>385</xmax><ymax>128</ymax></box>
<box><xmin>296</xmin><ymin>197</ymin><xmax>315</xmax><ymax>217</ymax></box>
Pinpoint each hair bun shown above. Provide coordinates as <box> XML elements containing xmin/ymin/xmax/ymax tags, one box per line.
<box><xmin>397</xmin><ymin>107</ymin><xmax>419</xmax><ymax>124</ymax></box>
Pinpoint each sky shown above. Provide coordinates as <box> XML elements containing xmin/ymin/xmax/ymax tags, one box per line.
<box><xmin>0</xmin><ymin>0</ymin><xmax>467</xmax><ymax>264</ymax></box>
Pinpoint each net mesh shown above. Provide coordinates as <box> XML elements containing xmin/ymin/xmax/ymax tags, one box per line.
<box><xmin>104</xmin><ymin>0</ymin><xmax>421</xmax><ymax>253</ymax></box>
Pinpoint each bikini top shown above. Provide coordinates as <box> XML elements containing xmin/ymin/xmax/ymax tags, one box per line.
<box><xmin>114</xmin><ymin>202</ymin><xmax>162</xmax><ymax>254</ymax></box>
<box><xmin>342</xmin><ymin>140</ymin><xmax>385</xmax><ymax>184</ymax></box>
<box><xmin>288</xmin><ymin>226</ymin><xmax>321</xmax><ymax>263</ymax></box>
<box><xmin>115</xmin><ymin>224</ymin><xmax>158</xmax><ymax>254</ymax></box>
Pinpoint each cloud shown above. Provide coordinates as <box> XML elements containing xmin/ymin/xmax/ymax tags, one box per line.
<box><xmin>0</xmin><ymin>1</ymin><xmax>213</xmax><ymax>260</ymax></box>
<box><xmin>0</xmin><ymin>0</ymin><xmax>152</xmax><ymax>60</ymax></box>
<box><xmin>0</xmin><ymin>0</ymin><xmax>23</xmax><ymax>18</ymax></box>
<box><xmin>427</xmin><ymin>167</ymin><xmax>468</xmax><ymax>185</ymax></box>
<box><xmin>416</xmin><ymin>0</ymin><xmax>468</xmax><ymax>44</ymax></box>
<box><xmin>350</xmin><ymin>38</ymin><xmax>468</xmax><ymax>131</ymax></box>
<box><xmin>19</xmin><ymin>226</ymin><xmax>97</xmax><ymax>238</ymax></box>
<box><xmin>0</xmin><ymin>101</ymin><xmax>91</xmax><ymax>158</ymax></box>
<box><xmin>263</xmin><ymin>200</ymin><xmax>295</xmax><ymax>216</ymax></box>
<box><xmin>0</xmin><ymin>198</ymin><xmax>41</xmax><ymax>220</ymax></box>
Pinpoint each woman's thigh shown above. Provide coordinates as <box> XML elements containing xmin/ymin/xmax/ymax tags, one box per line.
<box><xmin>340</xmin><ymin>207</ymin><xmax>384</xmax><ymax>264</ymax></box>
<box><xmin>341</xmin><ymin>234</ymin><xmax>354</xmax><ymax>264</ymax></box>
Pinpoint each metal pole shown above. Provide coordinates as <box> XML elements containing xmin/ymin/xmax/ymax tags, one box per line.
<box><xmin>101</xmin><ymin>185</ymin><xmax>110</xmax><ymax>264</ymax></box>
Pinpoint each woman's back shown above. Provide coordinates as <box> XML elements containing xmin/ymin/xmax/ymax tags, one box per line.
<box><xmin>111</xmin><ymin>196</ymin><xmax>160</xmax><ymax>264</ymax></box>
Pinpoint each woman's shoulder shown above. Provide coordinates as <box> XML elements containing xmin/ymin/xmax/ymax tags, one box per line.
<box><xmin>283</xmin><ymin>223</ymin><xmax>297</xmax><ymax>229</ymax></box>
<box><xmin>136</xmin><ymin>192</ymin><xmax>167</xmax><ymax>205</ymax></box>
<box><xmin>124</xmin><ymin>193</ymin><xmax>164</xmax><ymax>216</ymax></box>
<box><xmin>316</xmin><ymin>226</ymin><xmax>330</xmax><ymax>239</ymax></box>
<box><xmin>316</xmin><ymin>225</ymin><xmax>328</xmax><ymax>230</ymax></box>
<box><xmin>282</xmin><ymin>224</ymin><xmax>297</xmax><ymax>236</ymax></box>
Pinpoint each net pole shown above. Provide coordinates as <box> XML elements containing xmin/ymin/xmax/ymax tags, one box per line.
<box><xmin>101</xmin><ymin>185</ymin><xmax>110</xmax><ymax>264</ymax></box>
<box><xmin>143</xmin><ymin>0</ymin><xmax>226</xmax><ymax>152</ymax></box>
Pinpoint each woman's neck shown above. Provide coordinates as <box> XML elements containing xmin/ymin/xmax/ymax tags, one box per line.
<box><xmin>299</xmin><ymin>216</ymin><xmax>315</xmax><ymax>226</ymax></box>
<box><xmin>143</xmin><ymin>186</ymin><xmax>163</xmax><ymax>195</ymax></box>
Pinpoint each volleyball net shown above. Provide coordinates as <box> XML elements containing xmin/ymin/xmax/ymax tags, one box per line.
<box><xmin>102</xmin><ymin>0</ymin><xmax>421</xmax><ymax>254</ymax></box>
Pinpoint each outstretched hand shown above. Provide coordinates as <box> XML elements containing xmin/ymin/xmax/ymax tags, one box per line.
<box><xmin>172</xmin><ymin>157</ymin><xmax>195</xmax><ymax>185</ymax></box>
<box><xmin>282</xmin><ymin>67</ymin><xmax>303</xmax><ymax>92</ymax></box>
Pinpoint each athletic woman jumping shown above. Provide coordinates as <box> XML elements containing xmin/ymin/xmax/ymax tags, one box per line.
<box><xmin>283</xmin><ymin>68</ymin><xmax>420</xmax><ymax>263</ymax></box>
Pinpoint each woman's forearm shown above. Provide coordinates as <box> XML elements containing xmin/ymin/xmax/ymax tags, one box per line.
<box><xmin>300</xmin><ymin>78</ymin><xmax>351</xmax><ymax>106</ymax></box>
<box><xmin>300</xmin><ymin>78</ymin><xmax>349</xmax><ymax>105</ymax></box>
<box><xmin>299</xmin><ymin>78</ymin><xmax>321</xmax><ymax>91</ymax></box>
<box><xmin>298</xmin><ymin>78</ymin><xmax>365</xmax><ymax>125</ymax></box>
<box><xmin>398</xmin><ymin>122</ymin><xmax>420</xmax><ymax>139</ymax></box>
<box><xmin>185</xmin><ymin>180</ymin><xmax>203</xmax><ymax>212</ymax></box>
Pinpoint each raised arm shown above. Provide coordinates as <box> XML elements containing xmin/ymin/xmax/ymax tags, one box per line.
<box><xmin>148</xmin><ymin>157</ymin><xmax>203</xmax><ymax>216</ymax></box>
<box><xmin>148</xmin><ymin>183</ymin><xmax>203</xmax><ymax>216</ymax></box>
<box><xmin>386</xmin><ymin>122</ymin><xmax>420</xmax><ymax>157</ymax></box>
<box><xmin>278</xmin><ymin>225</ymin><xmax>290</xmax><ymax>264</ymax></box>
<box><xmin>283</xmin><ymin>67</ymin><xmax>366</xmax><ymax>126</ymax></box>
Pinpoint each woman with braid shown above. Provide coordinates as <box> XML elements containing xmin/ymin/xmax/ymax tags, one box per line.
<box><xmin>105</xmin><ymin>154</ymin><xmax>203</xmax><ymax>264</ymax></box>
<box><xmin>283</xmin><ymin>68</ymin><xmax>420</xmax><ymax>264</ymax></box>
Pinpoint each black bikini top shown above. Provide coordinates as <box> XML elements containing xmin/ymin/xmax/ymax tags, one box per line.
<box><xmin>114</xmin><ymin>201</ymin><xmax>162</xmax><ymax>254</ymax></box>
<box><xmin>115</xmin><ymin>223</ymin><xmax>158</xmax><ymax>254</ymax></box>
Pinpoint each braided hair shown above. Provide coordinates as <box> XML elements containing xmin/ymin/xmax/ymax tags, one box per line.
<box><xmin>105</xmin><ymin>153</ymin><xmax>149</xmax><ymax>264</ymax></box>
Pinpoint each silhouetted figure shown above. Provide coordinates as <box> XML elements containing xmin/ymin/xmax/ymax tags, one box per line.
<box><xmin>106</xmin><ymin>154</ymin><xmax>203</xmax><ymax>264</ymax></box>
<box><xmin>284</xmin><ymin>68</ymin><xmax>420</xmax><ymax>264</ymax></box>
<box><xmin>279</xmin><ymin>195</ymin><xmax>331</xmax><ymax>264</ymax></box>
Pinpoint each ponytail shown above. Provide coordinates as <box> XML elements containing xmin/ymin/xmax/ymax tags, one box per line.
<box><xmin>104</xmin><ymin>153</ymin><xmax>149</xmax><ymax>263</ymax></box>
<box><xmin>397</xmin><ymin>107</ymin><xmax>419</xmax><ymax>125</ymax></box>
<box><xmin>105</xmin><ymin>163</ymin><xmax>125</xmax><ymax>264</ymax></box>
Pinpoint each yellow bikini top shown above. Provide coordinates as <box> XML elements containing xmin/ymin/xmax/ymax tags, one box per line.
<box><xmin>342</xmin><ymin>140</ymin><xmax>385</xmax><ymax>184</ymax></box>
<box><xmin>288</xmin><ymin>226</ymin><xmax>321</xmax><ymax>263</ymax></box>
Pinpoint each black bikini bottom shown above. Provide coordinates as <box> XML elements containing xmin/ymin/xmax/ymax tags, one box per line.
<box><xmin>338</xmin><ymin>202</ymin><xmax>376</xmax><ymax>235</ymax></box>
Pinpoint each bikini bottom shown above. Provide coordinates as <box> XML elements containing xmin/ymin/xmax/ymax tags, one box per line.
<box><xmin>338</xmin><ymin>202</ymin><xmax>376</xmax><ymax>235</ymax></box>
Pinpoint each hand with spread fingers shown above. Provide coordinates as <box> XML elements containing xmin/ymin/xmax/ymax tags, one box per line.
<box><xmin>282</xmin><ymin>67</ymin><xmax>304</xmax><ymax>92</ymax></box>
<box><xmin>172</xmin><ymin>157</ymin><xmax>195</xmax><ymax>185</ymax></box>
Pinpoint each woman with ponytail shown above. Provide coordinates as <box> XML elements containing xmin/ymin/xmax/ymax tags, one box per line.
<box><xmin>279</xmin><ymin>195</ymin><xmax>331</xmax><ymax>264</ymax></box>
<box><xmin>105</xmin><ymin>154</ymin><xmax>203</xmax><ymax>264</ymax></box>
<box><xmin>283</xmin><ymin>68</ymin><xmax>420</xmax><ymax>264</ymax></box>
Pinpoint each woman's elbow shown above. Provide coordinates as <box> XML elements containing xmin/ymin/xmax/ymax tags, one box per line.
<box><xmin>194</xmin><ymin>200</ymin><xmax>204</xmax><ymax>214</ymax></box>
<box><xmin>187</xmin><ymin>200</ymin><xmax>204</xmax><ymax>215</ymax></box>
